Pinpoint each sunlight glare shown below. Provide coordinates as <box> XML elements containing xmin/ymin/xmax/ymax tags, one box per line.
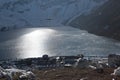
<box><xmin>19</xmin><ymin>28</ymin><xmax>56</xmax><ymax>58</ymax></box>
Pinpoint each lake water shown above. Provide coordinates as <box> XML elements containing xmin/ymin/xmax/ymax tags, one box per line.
<box><xmin>0</xmin><ymin>26</ymin><xmax>120</xmax><ymax>60</ymax></box>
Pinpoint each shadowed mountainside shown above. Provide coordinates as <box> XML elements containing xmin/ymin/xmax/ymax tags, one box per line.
<box><xmin>69</xmin><ymin>0</ymin><xmax>120</xmax><ymax>40</ymax></box>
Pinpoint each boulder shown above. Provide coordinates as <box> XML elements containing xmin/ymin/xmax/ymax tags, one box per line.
<box><xmin>112</xmin><ymin>67</ymin><xmax>120</xmax><ymax>76</ymax></box>
<box><xmin>19</xmin><ymin>71</ymin><xmax>35</xmax><ymax>80</ymax></box>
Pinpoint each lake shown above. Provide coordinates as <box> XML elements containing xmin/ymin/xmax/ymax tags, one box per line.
<box><xmin>0</xmin><ymin>26</ymin><xmax>120</xmax><ymax>60</ymax></box>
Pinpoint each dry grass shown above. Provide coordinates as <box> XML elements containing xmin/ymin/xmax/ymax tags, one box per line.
<box><xmin>33</xmin><ymin>68</ymin><xmax>120</xmax><ymax>80</ymax></box>
<box><xmin>0</xmin><ymin>78</ymin><xmax>7</xmax><ymax>80</ymax></box>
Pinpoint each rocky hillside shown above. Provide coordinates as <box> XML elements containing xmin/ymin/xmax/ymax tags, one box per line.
<box><xmin>0</xmin><ymin>0</ymin><xmax>106</xmax><ymax>29</ymax></box>
<box><xmin>69</xmin><ymin>0</ymin><xmax>120</xmax><ymax>40</ymax></box>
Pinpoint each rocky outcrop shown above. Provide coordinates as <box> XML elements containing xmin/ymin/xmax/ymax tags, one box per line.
<box><xmin>69</xmin><ymin>0</ymin><xmax>120</xmax><ymax>40</ymax></box>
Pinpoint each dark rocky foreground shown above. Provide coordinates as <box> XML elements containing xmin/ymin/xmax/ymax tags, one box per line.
<box><xmin>1</xmin><ymin>68</ymin><xmax>119</xmax><ymax>80</ymax></box>
<box><xmin>33</xmin><ymin>68</ymin><xmax>120</xmax><ymax>80</ymax></box>
<box><xmin>0</xmin><ymin>54</ymin><xmax>120</xmax><ymax>80</ymax></box>
<box><xmin>69</xmin><ymin>0</ymin><xmax>120</xmax><ymax>40</ymax></box>
<box><xmin>0</xmin><ymin>68</ymin><xmax>120</xmax><ymax>80</ymax></box>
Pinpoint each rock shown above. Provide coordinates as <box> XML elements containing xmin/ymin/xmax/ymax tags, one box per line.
<box><xmin>112</xmin><ymin>67</ymin><xmax>120</xmax><ymax>76</ymax></box>
<box><xmin>19</xmin><ymin>75</ymin><xmax>28</xmax><ymax>80</ymax></box>
<box><xmin>19</xmin><ymin>71</ymin><xmax>35</xmax><ymax>80</ymax></box>
<box><xmin>80</xmin><ymin>77</ymin><xmax>88</xmax><ymax>80</ymax></box>
<box><xmin>0</xmin><ymin>66</ymin><xmax>12</xmax><ymax>80</ymax></box>
<box><xmin>89</xmin><ymin>65</ymin><xmax>96</xmax><ymax>70</ymax></box>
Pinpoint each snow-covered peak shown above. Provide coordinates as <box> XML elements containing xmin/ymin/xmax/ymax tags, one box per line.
<box><xmin>0</xmin><ymin>0</ymin><xmax>107</xmax><ymax>29</ymax></box>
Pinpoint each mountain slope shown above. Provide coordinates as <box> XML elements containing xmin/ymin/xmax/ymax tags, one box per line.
<box><xmin>69</xmin><ymin>0</ymin><xmax>120</xmax><ymax>40</ymax></box>
<box><xmin>0</xmin><ymin>0</ymin><xmax>107</xmax><ymax>29</ymax></box>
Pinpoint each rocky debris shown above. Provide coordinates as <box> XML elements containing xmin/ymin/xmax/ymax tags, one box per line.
<box><xmin>0</xmin><ymin>66</ymin><xmax>12</xmax><ymax>80</ymax></box>
<box><xmin>89</xmin><ymin>65</ymin><xmax>96</xmax><ymax>70</ymax></box>
<box><xmin>108</xmin><ymin>54</ymin><xmax>120</xmax><ymax>68</ymax></box>
<box><xmin>2</xmin><ymin>54</ymin><xmax>120</xmax><ymax>79</ymax></box>
<box><xmin>64</xmin><ymin>64</ymin><xmax>72</xmax><ymax>68</ymax></box>
<box><xmin>19</xmin><ymin>71</ymin><xmax>35</xmax><ymax>80</ymax></box>
<box><xmin>111</xmin><ymin>67</ymin><xmax>120</xmax><ymax>76</ymax></box>
<box><xmin>89</xmin><ymin>64</ymin><xmax>104</xmax><ymax>73</ymax></box>
<box><xmin>0</xmin><ymin>66</ymin><xmax>36</xmax><ymax>80</ymax></box>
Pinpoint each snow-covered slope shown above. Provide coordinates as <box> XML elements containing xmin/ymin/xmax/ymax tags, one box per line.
<box><xmin>0</xmin><ymin>0</ymin><xmax>107</xmax><ymax>29</ymax></box>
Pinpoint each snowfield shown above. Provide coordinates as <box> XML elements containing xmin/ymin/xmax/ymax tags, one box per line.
<box><xmin>0</xmin><ymin>0</ymin><xmax>108</xmax><ymax>29</ymax></box>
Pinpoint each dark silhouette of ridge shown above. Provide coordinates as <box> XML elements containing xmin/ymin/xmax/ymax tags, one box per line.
<box><xmin>69</xmin><ymin>0</ymin><xmax>120</xmax><ymax>40</ymax></box>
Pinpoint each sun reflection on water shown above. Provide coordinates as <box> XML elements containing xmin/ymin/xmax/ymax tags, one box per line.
<box><xmin>18</xmin><ymin>28</ymin><xmax>56</xmax><ymax>58</ymax></box>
